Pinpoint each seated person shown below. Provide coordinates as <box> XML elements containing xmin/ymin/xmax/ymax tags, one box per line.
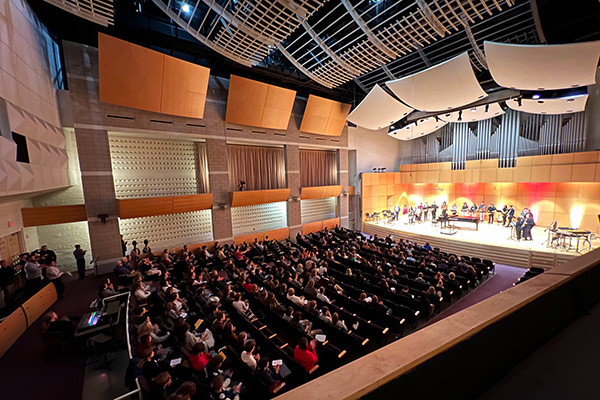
<box><xmin>209</xmin><ymin>375</ymin><xmax>242</xmax><ymax>400</ymax></box>
<box><xmin>189</xmin><ymin>342</ymin><xmax>212</xmax><ymax>371</ymax></box>
<box><xmin>149</xmin><ymin>371</ymin><xmax>172</xmax><ymax>400</ymax></box>
<box><xmin>232</xmin><ymin>293</ymin><xmax>255</xmax><ymax>319</ymax></box>
<box><xmin>240</xmin><ymin>339</ymin><xmax>260</xmax><ymax>371</ymax></box>
<box><xmin>256</xmin><ymin>358</ymin><xmax>286</xmax><ymax>393</ymax></box>
<box><xmin>286</xmin><ymin>288</ymin><xmax>304</xmax><ymax>306</ymax></box>
<box><xmin>170</xmin><ymin>381</ymin><xmax>197</xmax><ymax>400</ymax></box>
<box><xmin>316</xmin><ymin>287</ymin><xmax>331</xmax><ymax>303</ymax></box>
<box><xmin>40</xmin><ymin>311</ymin><xmax>76</xmax><ymax>338</ymax></box>
<box><xmin>98</xmin><ymin>278</ymin><xmax>118</xmax><ymax>298</ymax></box>
<box><xmin>293</xmin><ymin>337</ymin><xmax>318</xmax><ymax>372</ymax></box>
<box><xmin>304</xmin><ymin>280</ymin><xmax>318</xmax><ymax>297</ymax></box>
<box><xmin>132</xmin><ymin>280</ymin><xmax>152</xmax><ymax>302</ymax></box>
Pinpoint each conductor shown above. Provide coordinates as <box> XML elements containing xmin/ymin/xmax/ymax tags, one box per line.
<box><xmin>73</xmin><ymin>244</ymin><xmax>87</xmax><ymax>280</ymax></box>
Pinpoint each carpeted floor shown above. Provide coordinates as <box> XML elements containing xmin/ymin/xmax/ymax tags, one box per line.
<box><xmin>0</xmin><ymin>273</ymin><xmax>107</xmax><ymax>400</ymax></box>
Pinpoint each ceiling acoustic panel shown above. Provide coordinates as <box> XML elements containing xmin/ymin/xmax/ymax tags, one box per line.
<box><xmin>386</xmin><ymin>52</ymin><xmax>487</xmax><ymax>112</ymax></box>
<box><xmin>346</xmin><ymin>84</ymin><xmax>413</xmax><ymax>130</ymax></box>
<box><xmin>300</xmin><ymin>95</ymin><xmax>352</xmax><ymax>136</ymax></box>
<box><xmin>99</xmin><ymin>33</ymin><xmax>164</xmax><ymax>114</ymax></box>
<box><xmin>506</xmin><ymin>95</ymin><xmax>589</xmax><ymax>115</ymax></box>
<box><xmin>388</xmin><ymin>118</ymin><xmax>447</xmax><ymax>141</ymax></box>
<box><xmin>225</xmin><ymin>75</ymin><xmax>296</xmax><ymax>130</ymax></box>
<box><xmin>440</xmin><ymin>102</ymin><xmax>505</xmax><ymax>123</ymax></box>
<box><xmin>485</xmin><ymin>41</ymin><xmax>600</xmax><ymax>91</ymax></box>
<box><xmin>99</xmin><ymin>33</ymin><xmax>210</xmax><ymax>119</ymax></box>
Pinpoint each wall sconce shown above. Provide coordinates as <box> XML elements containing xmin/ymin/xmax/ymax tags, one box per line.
<box><xmin>292</xmin><ymin>196</ymin><xmax>299</xmax><ymax>202</ymax></box>
<box><xmin>342</xmin><ymin>191</ymin><xmax>348</xmax><ymax>197</ymax></box>
<box><xmin>97</xmin><ymin>214</ymin><xmax>108</xmax><ymax>224</ymax></box>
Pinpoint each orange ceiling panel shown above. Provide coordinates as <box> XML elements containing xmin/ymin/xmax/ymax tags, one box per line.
<box><xmin>98</xmin><ymin>33</ymin><xmax>165</xmax><ymax>113</ymax></box>
<box><xmin>261</xmin><ymin>84</ymin><xmax>296</xmax><ymax>129</ymax></box>
<box><xmin>300</xmin><ymin>95</ymin><xmax>351</xmax><ymax>136</ymax></box>
<box><xmin>161</xmin><ymin>56</ymin><xmax>210</xmax><ymax>119</ymax></box>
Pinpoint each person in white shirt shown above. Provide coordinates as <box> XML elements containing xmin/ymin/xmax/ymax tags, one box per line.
<box><xmin>232</xmin><ymin>293</ymin><xmax>255</xmax><ymax>319</ymax></box>
<box><xmin>241</xmin><ymin>339</ymin><xmax>260</xmax><ymax>371</ymax></box>
<box><xmin>286</xmin><ymin>288</ymin><xmax>304</xmax><ymax>306</ymax></box>
<box><xmin>316</xmin><ymin>287</ymin><xmax>331</xmax><ymax>304</ymax></box>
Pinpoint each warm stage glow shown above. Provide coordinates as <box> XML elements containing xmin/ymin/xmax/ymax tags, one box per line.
<box><xmin>570</xmin><ymin>205</ymin><xmax>585</xmax><ymax>229</ymax></box>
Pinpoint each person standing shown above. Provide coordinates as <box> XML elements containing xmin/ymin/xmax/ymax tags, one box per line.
<box><xmin>522</xmin><ymin>214</ymin><xmax>535</xmax><ymax>241</ymax></box>
<box><xmin>505</xmin><ymin>205</ymin><xmax>515</xmax><ymax>227</ymax></box>
<box><xmin>39</xmin><ymin>245</ymin><xmax>57</xmax><ymax>265</ymax></box>
<box><xmin>0</xmin><ymin>260</ymin><xmax>16</xmax><ymax>309</ymax></box>
<box><xmin>121</xmin><ymin>235</ymin><xmax>128</xmax><ymax>257</ymax></box>
<box><xmin>487</xmin><ymin>203</ymin><xmax>496</xmax><ymax>224</ymax></box>
<box><xmin>24</xmin><ymin>254</ymin><xmax>43</xmax><ymax>296</ymax></box>
<box><xmin>73</xmin><ymin>244</ymin><xmax>87</xmax><ymax>280</ymax></box>
<box><xmin>478</xmin><ymin>201</ymin><xmax>486</xmax><ymax>222</ymax></box>
<box><xmin>394</xmin><ymin>204</ymin><xmax>400</xmax><ymax>221</ymax></box>
<box><xmin>430</xmin><ymin>201</ymin><xmax>438</xmax><ymax>221</ymax></box>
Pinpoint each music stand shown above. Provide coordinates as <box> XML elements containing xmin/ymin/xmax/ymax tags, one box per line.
<box><xmin>91</xmin><ymin>256</ymin><xmax>100</xmax><ymax>276</ymax></box>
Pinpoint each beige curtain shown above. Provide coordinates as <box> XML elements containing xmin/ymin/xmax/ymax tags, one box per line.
<box><xmin>228</xmin><ymin>145</ymin><xmax>286</xmax><ymax>191</ymax></box>
<box><xmin>197</xmin><ymin>142</ymin><xmax>210</xmax><ymax>193</ymax></box>
<box><xmin>300</xmin><ymin>149</ymin><xmax>338</xmax><ymax>187</ymax></box>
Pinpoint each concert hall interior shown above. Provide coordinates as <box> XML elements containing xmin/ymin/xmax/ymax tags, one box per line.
<box><xmin>0</xmin><ymin>0</ymin><xmax>600</xmax><ymax>399</ymax></box>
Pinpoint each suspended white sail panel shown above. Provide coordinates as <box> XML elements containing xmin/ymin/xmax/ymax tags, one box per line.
<box><xmin>439</xmin><ymin>102</ymin><xmax>505</xmax><ymax>123</ymax></box>
<box><xmin>388</xmin><ymin>117</ymin><xmax>447</xmax><ymax>141</ymax></box>
<box><xmin>506</xmin><ymin>95</ymin><xmax>588</xmax><ymax>115</ymax></box>
<box><xmin>385</xmin><ymin>52</ymin><xmax>487</xmax><ymax>112</ymax></box>
<box><xmin>346</xmin><ymin>85</ymin><xmax>413</xmax><ymax>130</ymax></box>
<box><xmin>43</xmin><ymin>0</ymin><xmax>114</xmax><ymax>26</ymax></box>
<box><xmin>485</xmin><ymin>41</ymin><xmax>600</xmax><ymax>90</ymax></box>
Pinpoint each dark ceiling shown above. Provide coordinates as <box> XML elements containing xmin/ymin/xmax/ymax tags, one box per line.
<box><xmin>27</xmin><ymin>0</ymin><xmax>600</xmax><ymax>106</ymax></box>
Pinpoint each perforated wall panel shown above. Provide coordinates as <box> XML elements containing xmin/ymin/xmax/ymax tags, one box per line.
<box><xmin>119</xmin><ymin>210</ymin><xmax>213</xmax><ymax>251</ymax></box>
<box><xmin>109</xmin><ymin>136</ymin><xmax>200</xmax><ymax>199</ymax></box>
<box><xmin>231</xmin><ymin>202</ymin><xmax>287</xmax><ymax>237</ymax></box>
<box><xmin>301</xmin><ymin>198</ymin><xmax>336</xmax><ymax>224</ymax></box>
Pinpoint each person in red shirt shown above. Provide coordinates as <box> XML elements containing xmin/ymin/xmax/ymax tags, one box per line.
<box><xmin>293</xmin><ymin>337</ymin><xmax>318</xmax><ymax>372</ymax></box>
<box><xmin>189</xmin><ymin>342</ymin><xmax>212</xmax><ymax>371</ymax></box>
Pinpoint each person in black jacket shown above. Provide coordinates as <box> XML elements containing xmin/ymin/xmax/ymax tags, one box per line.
<box><xmin>515</xmin><ymin>217</ymin><xmax>525</xmax><ymax>240</ymax></box>
<box><xmin>522</xmin><ymin>215</ymin><xmax>535</xmax><ymax>241</ymax></box>
<box><xmin>505</xmin><ymin>205</ymin><xmax>515</xmax><ymax>227</ymax></box>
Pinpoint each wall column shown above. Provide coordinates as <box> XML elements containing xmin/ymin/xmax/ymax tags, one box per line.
<box><xmin>338</xmin><ymin>149</ymin><xmax>350</xmax><ymax>228</ymax></box>
<box><xmin>206</xmin><ymin>138</ymin><xmax>233</xmax><ymax>244</ymax></box>
<box><xmin>285</xmin><ymin>145</ymin><xmax>302</xmax><ymax>239</ymax></box>
<box><xmin>74</xmin><ymin>127</ymin><xmax>122</xmax><ymax>272</ymax></box>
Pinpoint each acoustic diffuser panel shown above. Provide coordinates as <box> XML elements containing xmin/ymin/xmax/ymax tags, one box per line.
<box><xmin>346</xmin><ymin>84</ymin><xmax>413</xmax><ymax>130</ymax></box>
<box><xmin>300</xmin><ymin>95</ymin><xmax>351</xmax><ymax>136</ymax></box>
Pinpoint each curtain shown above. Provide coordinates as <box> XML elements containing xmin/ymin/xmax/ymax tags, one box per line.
<box><xmin>228</xmin><ymin>145</ymin><xmax>286</xmax><ymax>191</ymax></box>
<box><xmin>197</xmin><ymin>142</ymin><xmax>210</xmax><ymax>193</ymax></box>
<box><xmin>300</xmin><ymin>149</ymin><xmax>338</xmax><ymax>187</ymax></box>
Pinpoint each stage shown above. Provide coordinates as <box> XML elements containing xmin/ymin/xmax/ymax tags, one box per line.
<box><xmin>363</xmin><ymin>218</ymin><xmax>597</xmax><ymax>269</ymax></box>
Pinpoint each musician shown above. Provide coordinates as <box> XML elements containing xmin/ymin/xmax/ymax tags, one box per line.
<box><xmin>461</xmin><ymin>202</ymin><xmax>469</xmax><ymax>216</ymax></box>
<box><xmin>478</xmin><ymin>202</ymin><xmax>486</xmax><ymax>221</ymax></box>
<box><xmin>441</xmin><ymin>201</ymin><xmax>448</xmax><ymax>217</ymax></box>
<box><xmin>469</xmin><ymin>203</ymin><xmax>478</xmax><ymax>215</ymax></box>
<box><xmin>451</xmin><ymin>203</ymin><xmax>458</xmax><ymax>215</ymax></box>
<box><xmin>500</xmin><ymin>205</ymin><xmax>508</xmax><ymax>226</ymax></box>
<box><xmin>430</xmin><ymin>201</ymin><xmax>438</xmax><ymax>220</ymax></box>
<box><xmin>515</xmin><ymin>217</ymin><xmax>525</xmax><ymax>240</ymax></box>
<box><xmin>416</xmin><ymin>206</ymin><xmax>423</xmax><ymax>223</ymax></box>
<box><xmin>394</xmin><ymin>204</ymin><xmax>401</xmax><ymax>221</ymax></box>
<box><xmin>408</xmin><ymin>206</ymin><xmax>415</xmax><ymax>224</ymax></box>
<box><xmin>423</xmin><ymin>202</ymin><xmax>429</xmax><ymax>221</ymax></box>
<box><xmin>505</xmin><ymin>205</ymin><xmax>515</xmax><ymax>227</ymax></box>
<box><xmin>522</xmin><ymin>214</ymin><xmax>535</xmax><ymax>241</ymax></box>
<box><xmin>487</xmin><ymin>203</ymin><xmax>496</xmax><ymax>224</ymax></box>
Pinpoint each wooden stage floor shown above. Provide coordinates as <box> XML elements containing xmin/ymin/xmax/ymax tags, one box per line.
<box><xmin>363</xmin><ymin>218</ymin><xmax>597</xmax><ymax>269</ymax></box>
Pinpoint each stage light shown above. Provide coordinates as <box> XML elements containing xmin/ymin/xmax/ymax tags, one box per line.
<box><xmin>457</xmin><ymin>110</ymin><xmax>462</xmax><ymax>121</ymax></box>
<box><xmin>532</xmin><ymin>94</ymin><xmax>540</xmax><ymax>100</ymax></box>
<box><xmin>182</xmin><ymin>3</ymin><xmax>191</xmax><ymax>12</ymax></box>
<box><xmin>484</xmin><ymin>104</ymin><xmax>489</xmax><ymax>113</ymax></box>
<box><xmin>516</xmin><ymin>98</ymin><xmax>522</xmax><ymax>107</ymax></box>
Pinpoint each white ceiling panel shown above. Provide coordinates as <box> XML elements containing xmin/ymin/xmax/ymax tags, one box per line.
<box><xmin>485</xmin><ymin>41</ymin><xmax>600</xmax><ymax>91</ymax></box>
<box><xmin>388</xmin><ymin>117</ymin><xmax>446</xmax><ymax>141</ymax></box>
<box><xmin>439</xmin><ymin>102</ymin><xmax>505</xmax><ymax>123</ymax></box>
<box><xmin>346</xmin><ymin>84</ymin><xmax>413</xmax><ymax>130</ymax></box>
<box><xmin>385</xmin><ymin>52</ymin><xmax>487</xmax><ymax>112</ymax></box>
<box><xmin>506</xmin><ymin>94</ymin><xmax>588</xmax><ymax>115</ymax></box>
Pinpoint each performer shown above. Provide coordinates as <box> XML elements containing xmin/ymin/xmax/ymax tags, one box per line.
<box><xmin>505</xmin><ymin>205</ymin><xmax>515</xmax><ymax>227</ymax></box>
<box><xmin>478</xmin><ymin>201</ymin><xmax>486</xmax><ymax>222</ymax></box>
<box><xmin>461</xmin><ymin>202</ymin><xmax>469</xmax><ymax>216</ymax></box>
<box><xmin>422</xmin><ymin>202</ymin><xmax>429</xmax><ymax>221</ymax></box>
<box><xmin>440</xmin><ymin>201</ymin><xmax>448</xmax><ymax>217</ymax></box>
<box><xmin>470</xmin><ymin>203</ymin><xmax>478</xmax><ymax>216</ymax></box>
<box><xmin>430</xmin><ymin>201</ymin><xmax>438</xmax><ymax>221</ymax></box>
<box><xmin>487</xmin><ymin>203</ymin><xmax>496</xmax><ymax>224</ymax></box>
<box><xmin>522</xmin><ymin>214</ymin><xmax>535</xmax><ymax>241</ymax></box>
<box><xmin>500</xmin><ymin>205</ymin><xmax>508</xmax><ymax>225</ymax></box>
<box><xmin>394</xmin><ymin>204</ymin><xmax>401</xmax><ymax>221</ymax></box>
<box><xmin>408</xmin><ymin>206</ymin><xmax>415</xmax><ymax>224</ymax></box>
<box><xmin>416</xmin><ymin>206</ymin><xmax>423</xmax><ymax>223</ymax></box>
<box><xmin>451</xmin><ymin>203</ymin><xmax>458</xmax><ymax>215</ymax></box>
<box><xmin>515</xmin><ymin>216</ymin><xmax>525</xmax><ymax>240</ymax></box>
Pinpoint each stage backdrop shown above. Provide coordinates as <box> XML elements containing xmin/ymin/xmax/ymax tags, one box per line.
<box><xmin>361</xmin><ymin>151</ymin><xmax>600</xmax><ymax>233</ymax></box>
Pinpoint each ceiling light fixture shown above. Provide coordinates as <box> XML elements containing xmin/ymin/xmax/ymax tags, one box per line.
<box><xmin>532</xmin><ymin>94</ymin><xmax>540</xmax><ymax>100</ymax></box>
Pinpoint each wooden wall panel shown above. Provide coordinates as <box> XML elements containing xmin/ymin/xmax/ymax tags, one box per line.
<box><xmin>301</xmin><ymin>185</ymin><xmax>342</xmax><ymax>200</ymax></box>
<box><xmin>300</xmin><ymin>95</ymin><xmax>351</xmax><ymax>136</ymax></box>
<box><xmin>21</xmin><ymin>283</ymin><xmax>57</xmax><ymax>327</ymax></box>
<box><xmin>22</xmin><ymin>205</ymin><xmax>87</xmax><ymax>227</ymax></box>
<box><xmin>0</xmin><ymin>307</ymin><xmax>27</xmax><ymax>358</ymax></box>
<box><xmin>230</xmin><ymin>189</ymin><xmax>290</xmax><ymax>208</ymax></box>
<box><xmin>302</xmin><ymin>221</ymin><xmax>323</xmax><ymax>235</ymax></box>
<box><xmin>98</xmin><ymin>33</ymin><xmax>164</xmax><ymax>113</ymax></box>
<box><xmin>226</xmin><ymin>75</ymin><xmax>295</xmax><ymax>130</ymax></box>
<box><xmin>161</xmin><ymin>56</ymin><xmax>210</xmax><ymax>119</ymax></box>
<box><xmin>264</xmin><ymin>227</ymin><xmax>289</xmax><ymax>241</ymax></box>
<box><xmin>119</xmin><ymin>194</ymin><xmax>213</xmax><ymax>219</ymax></box>
<box><xmin>99</xmin><ymin>33</ymin><xmax>211</xmax><ymax>119</ymax></box>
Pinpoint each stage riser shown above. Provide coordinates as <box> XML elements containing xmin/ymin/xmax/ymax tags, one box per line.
<box><xmin>364</xmin><ymin>223</ymin><xmax>577</xmax><ymax>269</ymax></box>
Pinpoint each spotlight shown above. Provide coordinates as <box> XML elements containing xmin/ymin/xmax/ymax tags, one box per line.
<box><xmin>182</xmin><ymin>3</ymin><xmax>190</xmax><ymax>12</ymax></box>
<box><xmin>457</xmin><ymin>110</ymin><xmax>462</xmax><ymax>121</ymax></box>
<box><xmin>391</xmin><ymin>125</ymin><xmax>395</xmax><ymax>129</ymax></box>
<box><xmin>516</xmin><ymin>98</ymin><xmax>522</xmax><ymax>107</ymax></box>
<box><xmin>532</xmin><ymin>94</ymin><xmax>541</xmax><ymax>100</ymax></box>
<box><xmin>484</xmin><ymin>104</ymin><xmax>489</xmax><ymax>113</ymax></box>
